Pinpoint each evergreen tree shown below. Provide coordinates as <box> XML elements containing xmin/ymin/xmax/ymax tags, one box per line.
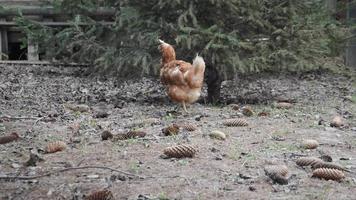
<box><xmin>14</xmin><ymin>0</ymin><xmax>348</xmax><ymax>102</ymax></box>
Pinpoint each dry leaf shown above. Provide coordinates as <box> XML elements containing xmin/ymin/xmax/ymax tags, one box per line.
<box><xmin>242</xmin><ymin>106</ymin><xmax>254</xmax><ymax>117</ymax></box>
<box><xmin>0</xmin><ymin>132</ymin><xmax>20</xmax><ymax>144</ymax></box>
<box><xmin>45</xmin><ymin>141</ymin><xmax>67</xmax><ymax>153</ymax></box>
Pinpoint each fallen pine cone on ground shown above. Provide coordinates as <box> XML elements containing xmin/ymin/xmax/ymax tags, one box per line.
<box><xmin>312</xmin><ymin>162</ymin><xmax>350</xmax><ymax>172</ymax></box>
<box><xmin>162</xmin><ymin>124</ymin><xmax>180</xmax><ymax>136</ymax></box>
<box><xmin>178</xmin><ymin>123</ymin><xmax>198</xmax><ymax>131</ymax></box>
<box><xmin>0</xmin><ymin>132</ymin><xmax>20</xmax><ymax>144</ymax></box>
<box><xmin>312</xmin><ymin>168</ymin><xmax>345</xmax><ymax>181</ymax></box>
<box><xmin>85</xmin><ymin>189</ymin><xmax>114</xmax><ymax>200</ymax></box>
<box><xmin>276</xmin><ymin>102</ymin><xmax>293</xmax><ymax>109</ymax></box>
<box><xmin>163</xmin><ymin>144</ymin><xmax>197</xmax><ymax>158</ymax></box>
<box><xmin>296</xmin><ymin>157</ymin><xmax>324</xmax><ymax>167</ymax></box>
<box><xmin>264</xmin><ymin>165</ymin><xmax>289</xmax><ymax>185</ymax></box>
<box><xmin>45</xmin><ymin>141</ymin><xmax>67</xmax><ymax>153</ymax></box>
<box><xmin>101</xmin><ymin>130</ymin><xmax>113</xmax><ymax>140</ymax></box>
<box><xmin>114</xmin><ymin>130</ymin><xmax>147</xmax><ymax>140</ymax></box>
<box><xmin>301</xmin><ymin>139</ymin><xmax>319</xmax><ymax>149</ymax></box>
<box><xmin>223</xmin><ymin>118</ymin><xmax>248</xmax><ymax>127</ymax></box>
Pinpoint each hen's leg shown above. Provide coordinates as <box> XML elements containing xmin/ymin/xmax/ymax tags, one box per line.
<box><xmin>182</xmin><ymin>101</ymin><xmax>188</xmax><ymax>113</ymax></box>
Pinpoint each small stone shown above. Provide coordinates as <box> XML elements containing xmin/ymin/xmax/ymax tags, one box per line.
<box><xmin>248</xmin><ymin>186</ymin><xmax>256</xmax><ymax>191</ymax></box>
<box><xmin>209</xmin><ymin>130</ymin><xmax>226</xmax><ymax>140</ymax></box>
<box><xmin>87</xmin><ymin>174</ymin><xmax>100</xmax><ymax>179</ymax></box>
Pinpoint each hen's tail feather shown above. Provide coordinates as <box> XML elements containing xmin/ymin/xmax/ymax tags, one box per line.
<box><xmin>192</xmin><ymin>55</ymin><xmax>206</xmax><ymax>73</ymax></box>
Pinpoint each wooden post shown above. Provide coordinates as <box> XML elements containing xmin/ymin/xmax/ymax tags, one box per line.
<box><xmin>346</xmin><ymin>1</ymin><xmax>356</xmax><ymax>68</ymax></box>
<box><xmin>27</xmin><ymin>38</ymin><xmax>39</xmax><ymax>61</ymax></box>
<box><xmin>0</xmin><ymin>18</ymin><xmax>9</xmax><ymax>60</ymax></box>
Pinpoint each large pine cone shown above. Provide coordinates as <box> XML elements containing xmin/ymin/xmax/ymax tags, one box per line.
<box><xmin>45</xmin><ymin>141</ymin><xmax>67</xmax><ymax>153</ymax></box>
<box><xmin>163</xmin><ymin>144</ymin><xmax>197</xmax><ymax>158</ymax></box>
<box><xmin>178</xmin><ymin>123</ymin><xmax>198</xmax><ymax>132</ymax></box>
<box><xmin>85</xmin><ymin>189</ymin><xmax>114</xmax><ymax>200</ymax></box>
<box><xmin>312</xmin><ymin>168</ymin><xmax>345</xmax><ymax>181</ymax></box>
<box><xmin>0</xmin><ymin>132</ymin><xmax>20</xmax><ymax>144</ymax></box>
<box><xmin>223</xmin><ymin>118</ymin><xmax>248</xmax><ymax>127</ymax></box>
<box><xmin>162</xmin><ymin>124</ymin><xmax>180</xmax><ymax>136</ymax></box>
<box><xmin>312</xmin><ymin>162</ymin><xmax>349</xmax><ymax>172</ymax></box>
<box><xmin>264</xmin><ymin>165</ymin><xmax>289</xmax><ymax>185</ymax></box>
<box><xmin>296</xmin><ymin>157</ymin><xmax>323</xmax><ymax>167</ymax></box>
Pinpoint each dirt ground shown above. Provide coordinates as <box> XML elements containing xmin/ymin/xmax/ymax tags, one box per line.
<box><xmin>0</xmin><ymin>64</ymin><xmax>355</xmax><ymax>200</ymax></box>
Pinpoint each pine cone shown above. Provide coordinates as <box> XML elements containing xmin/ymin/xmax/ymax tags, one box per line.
<box><xmin>45</xmin><ymin>141</ymin><xmax>67</xmax><ymax>153</ymax></box>
<box><xmin>178</xmin><ymin>123</ymin><xmax>198</xmax><ymax>131</ymax></box>
<box><xmin>115</xmin><ymin>131</ymin><xmax>146</xmax><ymax>140</ymax></box>
<box><xmin>296</xmin><ymin>157</ymin><xmax>323</xmax><ymax>167</ymax></box>
<box><xmin>312</xmin><ymin>168</ymin><xmax>345</xmax><ymax>181</ymax></box>
<box><xmin>126</xmin><ymin>130</ymin><xmax>146</xmax><ymax>139</ymax></box>
<box><xmin>312</xmin><ymin>162</ymin><xmax>349</xmax><ymax>172</ymax></box>
<box><xmin>257</xmin><ymin>112</ymin><xmax>269</xmax><ymax>117</ymax></box>
<box><xmin>162</xmin><ymin>124</ymin><xmax>180</xmax><ymax>136</ymax></box>
<box><xmin>242</xmin><ymin>106</ymin><xmax>254</xmax><ymax>117</ymax></box>
<box><xmin>264</xmin><ymin>165</ymin><xmax>289</xmax><ymax>177</ymax></box>
<box><xmin>276</xmin><ymin>102</ymin><xmax>293</xmax><ymax>109</ymax></box>
<box><xmin>0</xmin><ymin>132</ymin><xmax>20</xmax><ymax>144</ymax></box>
<box><xmin>330</xmin><ymin>116</ymin><xmax>343</xmax><ymax>127</ymax></box>
<box><xmin>163</xmin><ymin>144</ymin><xmax>197</xmax><ymax>158</ymax></box>
<box><xmin>264</xmin><ymin>165</ymin><xmax>289</xmax><ymax>185</ymax></box>
<box><xmin>101</xmin><ymin>130</ymin><xmax>113</xmax><ymax>140</ymax></box>
<box><xmin>85</xmin><ymin>189</ymin><xmax>114</xmax><ymax>200</ymax></box>
<box><xmin>223</xmin><ymin>118</ymin><xmax>248</xmax><ymax>127</ymax></box>
<box><xmin>302</xmin><ymin>139</ymin><xmax>319</xmax><ymax>149</ymax></box>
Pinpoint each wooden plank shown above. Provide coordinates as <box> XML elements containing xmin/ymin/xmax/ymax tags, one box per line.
<box><xmin>0</xmin><ymin>21</ymin><xmax>114</xmax><ymax>27</ymax></box>
<box><xmin>0</xmin><ymin>7</ymin><xmax>116</xmax><ymax>17</ymax></box>
<box><xmin>0</xmin><ymin>60</ymin><xmax>88</xmax><ymax>67</ymax></box>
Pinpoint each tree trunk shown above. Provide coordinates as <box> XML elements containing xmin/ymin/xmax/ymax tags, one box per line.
<box><xmin>346</xmin><ymin>1</ymin><xmax>356</xmax><ymax>68</ymax></box>
<box><xmin>326</xmin><ymin>0</ymin><xmax>337</xmax><ymax>15</ymax></box>
<box><xmin>206</xmin><ymin>65</ymin><xmax>222</xmax><ymax>104</ymax></box>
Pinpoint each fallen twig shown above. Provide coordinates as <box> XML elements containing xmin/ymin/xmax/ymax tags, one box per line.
<box><xmin>0</xmin><ymin>166</ymin><xmax>144</xmax><ymax>180</ymax></box>
<box><xmin>0</xmin><ymin>116</ymin><xmax>40</xmax><ymax>120</ymax></box>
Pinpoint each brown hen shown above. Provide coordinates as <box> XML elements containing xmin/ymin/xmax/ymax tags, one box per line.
<box><xmin>158</xmin><ymin>39</ymin><xmax>205</xmax><ymax>112</ymax></box>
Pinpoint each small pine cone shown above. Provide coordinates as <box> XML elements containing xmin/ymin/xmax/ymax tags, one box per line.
<box><xmin>163</xmin><ymin>144</ymin><xmax>197</xmax><ymax>158</ymax></box>
<box><xmin>330</xmin><ymin>116</ymin><xmax>343</xmax><ymax>127</ymax></box>
<box><xmin>264</xmin><ymin>165</ymin><xmax>289</xmax><ymax>177</ymax></box>
<box><xmin>257</xmin><ymin>112</ymin><xmax>269</xmax><ymax>117</ymax></box>
<box><xmin>312</xmin><ymin>168</ymin><xmax>345</xmax><ymax>181</ymax></box>
<box><xmin>296</xmin><ymin>157</ymin><xmax>323</xmax><ymax>167</ymax></box>
<box><xmin>162</xmin><ymin>124</ymin><xmax>180</xmax><ymax>136</ymax></box>
<box><xmin>302</xmin><ymin>139</ymin><xmax>319</xmax><ymax>149</ymax></box>
<box><xmin>114</xmin><ymin>134</ymin><xmax>129</xmax><ymax>140</ymax></box>
<box><xmin>85</xmin><ymin>189</ymin><xmax>114</xmax><ymax>200</ymax></box>
<box><xmin>125</xmin><ymin>130</ymin><xmax>146</xmax><ymax>139</ymax></box>
<box><xmin>242</xmin><ymin>106</ymin><xmax>254</xmax><ymax>117</ymax></box>
<box><xmin>312</xmin><ymin>162</ymin><xmax>349</xmax><ymax>172</ymax></box>
<box><xmin>276</xmin><ymin>102</ymin><xmax>293</xmax><ymax>109</ymax></box>
<box><xmin>223</xmin><ymin>118</ymin><xmax>248</xmax><ymax>127</ymax></box>
<box><xmin>0</xmin><ymin>132</ymin><xmax>20</xmax><ymax>144</ymax></box>
<box><xmin>45</xmin><ymin>141</ymin><xmax>67</xmax><ymax>153</ymax></box>
<box><xmin>179</xmin><ymin>123</ymin><xmax>198</xmax><ymax>132</ymax></box>
<box><xmin>101</xmin><ymin>130</ymin><xmax>113</xmax><ymax>140</ymax></box>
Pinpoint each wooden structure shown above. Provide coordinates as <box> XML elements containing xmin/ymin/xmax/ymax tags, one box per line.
<box><xmin>0</xmin><ymin>0</ymin><xmax>115</xmax><ymax>61</ymax></box>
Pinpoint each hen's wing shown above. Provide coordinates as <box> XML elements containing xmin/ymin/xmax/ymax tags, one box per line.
<box><xmin>160</xmin><ymin>60</ymin><xmax>192</xmax><ymax>86</ymax></box>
